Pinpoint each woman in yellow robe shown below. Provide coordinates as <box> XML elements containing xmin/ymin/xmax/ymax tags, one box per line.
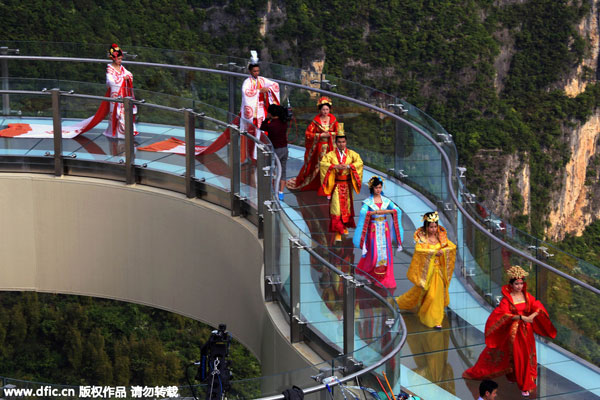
<box><xmin>396</xmin><ymin>211</ymin><xmax>456</xmax><ymax>328</ymax></box>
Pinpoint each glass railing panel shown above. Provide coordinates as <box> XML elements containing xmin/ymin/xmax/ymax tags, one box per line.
<box><xmin>0</xmin><ymin>91</ymin><xmax>52</xmax><ymax>158</ymax></box>
<box><xmin>353</xmin><ymin>286</ymin><xmax>397</xmax><ymax>365</ymax></box>
<box><xmin>273</xmin><ymin>209</ymin><xmax>293</xmax><ymax>307</ymax></box>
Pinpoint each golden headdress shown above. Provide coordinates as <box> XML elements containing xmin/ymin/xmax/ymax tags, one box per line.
<box><xmin>368</xmin><ymin>176</ymin><xmax>384</xmax><ymax>189</ymax></box>
<box><xmin>317</xmin><ymin>96</ymin><xmax>333</xmax><ymax>107</ymax></box>
<box><xmin>507</xmin><ymin>265</ymin><xmax>529</xmax><ymax>280</ymax></box>
<box><xmin>421</xmin><ymin>211</ymin><xmax>439</xmax><ymax>223</ymax></box>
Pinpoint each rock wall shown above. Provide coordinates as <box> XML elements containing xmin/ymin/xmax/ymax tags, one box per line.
<box><xmin>547</xmin><ymin>112</ymin><xmax>600</xmax><ymax>239</ymax></box>
<box><xmin>478</xmin><ymin>1</ymin><xmax>600</xmax><ymax>240</ymax></box>
<box><xmin>544</xmin><ymin>1</ymin><xmax>600</xmax><ymax>239</ymax></box>
<box><xmin>562</xmin><ymin>0</ymin><xmax>599</xmax><ymax>97</ymax></box>
<box><xmin>472</xmin><ymin>150</ymin><xmax>530</xmax><ymax>219</ymax></box>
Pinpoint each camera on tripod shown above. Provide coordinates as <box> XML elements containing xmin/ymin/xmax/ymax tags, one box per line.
<box><xmin>198</xmin><ymin>324</ymin><xmax>232</xmax><ymax>400</ymax></box>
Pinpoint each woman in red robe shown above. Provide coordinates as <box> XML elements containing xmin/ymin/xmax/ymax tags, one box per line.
<box><xmin>463</xmin><ymin>265</ymin><xmax>556</xmax><ymax>397</ymax></box>
<box><xmin>286</xmin><ymin>96</ymin><xmax>339</xmax><ymax>195</ymax></box>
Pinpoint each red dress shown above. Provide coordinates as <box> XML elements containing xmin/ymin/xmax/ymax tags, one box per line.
<box><xmin>286</xmin><ymin>114</ymin><xmax>338</xmax><ymax>194</ymax></box>
<box><xmin>463</xmin><ymin>283</ymin><xmax>556</xmax><ymax>392</ymax></box>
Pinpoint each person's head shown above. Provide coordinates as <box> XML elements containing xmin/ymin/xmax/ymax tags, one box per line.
<box><xmin>479</xmin><ymin>379</ymin><xmax>498</xmax><ymax>399</ymax></box>
<box><xmin>422</xmin><ymin>211</ymin><xmax>440</xmax><ymax>235</ymax></box>
<box><xmin>248</xmin><ymin>64</ymin><xmax>260</xmax><ymax>78</ymax></box>
<box><xmin>267</xmin><ymin>104</ymin><xmax>280</xmax><ymax>118</ymax></box>
<box><xmin>335</xmin><ymin>134</ymin><xmax>347</xmax><ymax>152</ymax></box>
<box><xmin>109</xmin><ymin>44</ymin><xmax>123</xmax><ymax>65</ymax></box>
<box><xmin>507</xmin><ymin>265</ymin><xmax>529</xmax><ymax>292</ymax></box>
<box><xmin>317</xmin><ymin>97</ymin><xmax>333</xmax><ymax>117</ymax></box>
<box><xmin>368</xmin><ymin>176</ymin><xmax>384</xmax><ymax>195</ymax></box>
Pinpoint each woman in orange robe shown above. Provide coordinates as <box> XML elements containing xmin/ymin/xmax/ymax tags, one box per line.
<box><xmin>463</xmin><ymin>265</ymin><xmax>557</xmax><ymax>397</ymax></box>
<box><xmin>286</xmin><ymin>96</ymin><xmax>338</xmax><ymax>195</ymax></box>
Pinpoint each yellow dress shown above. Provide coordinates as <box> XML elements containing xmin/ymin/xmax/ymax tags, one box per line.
<box><xmin>395</xmin><ymin>226</ymin><xmax>456</xmax><ymax>327</ymax></box>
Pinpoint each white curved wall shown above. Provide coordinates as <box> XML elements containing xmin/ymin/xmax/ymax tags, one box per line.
<box><xmin>0</xmin><ymin>173</ymin><xmax>313</xmax><ymax>381</ymax></box>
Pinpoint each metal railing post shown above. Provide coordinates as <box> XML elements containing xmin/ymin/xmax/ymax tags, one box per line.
<box><xmin>1</xmin><ymin>50</ymin><xmax>8</xmax><ymax>115</ymax></box>
<box><xmin>229</xmin><ymin>128</ymin><xmax>241</xmax><ymax>216</ymax></box>
<box><xmin>263</xmin><ymin>199</ymin><xmax>277</xmax><ymax>302</ymax></box>
<box><xmin>343</xmin><ymin>274</ymin><xmax>356</xmax><ymax>356</ymax></box>
<box><xmin>184</xmin><ymin>109</ymin><xmax>196</xmax><ymax>198</ymax></box>
<box><xmin>0</xmin><ymin>46</ymin><xmax>17</xmax><ymax>116</ymax></box>
<box><xmin>256</xmin><ymin>145</ymin><xmax>272</xmax><ymax>239</ymax></box>
<box><xmin>51</xmin><ymin>88</ymin><xmax>63</xmax><ymax>176</ymax></box>
<box><xmin>228</xmin><ymin>76</ymin><xmax>236</xmax><ymax>123</ymax></box>
<box><xmin>290</xmin><ymin>237</ymin><xmax>302</xmax><ymax>343</ymax></box>
<box><xmin>123</xmin><ymin>97</ymin><xmax>135</xmax><ymax>184</ymax></box>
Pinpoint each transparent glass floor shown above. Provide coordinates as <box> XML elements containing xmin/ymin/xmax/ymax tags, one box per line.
<box><xmin>1</xmin><ymin>117</ymin><xmax>598</xmax><ymax>399</ymax></box>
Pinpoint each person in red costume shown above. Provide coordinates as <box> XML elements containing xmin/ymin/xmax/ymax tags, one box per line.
<box><xmin>286</xmin><ymin>96</ymin><xmax>339</xmax><ymax>194</ymax></box>
<box><xmin>463</xmin><ymin>265</ymin><xmax>557</xmax><ymax>397</ymax></box>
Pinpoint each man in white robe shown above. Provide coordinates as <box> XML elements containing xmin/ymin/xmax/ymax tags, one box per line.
<box><xmin>241</xmin><ymin>59</ymin><xmax>280</xmax><ymax>159</ymax></box>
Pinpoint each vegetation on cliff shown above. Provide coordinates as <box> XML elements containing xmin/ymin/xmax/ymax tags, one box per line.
<box><xmin>2</xmin><ymin>0</ymin><xmax>598</xmax><ymax>235</ymax></box>
<box><xmin>1</xmin><ymin>0</ymin><xmax>599</xmax><ymax>379</ymax></box>
<box><xmin>0</xmin><ymin>292</ymin><xmax>260</xmax><ymax>390</ymax></box>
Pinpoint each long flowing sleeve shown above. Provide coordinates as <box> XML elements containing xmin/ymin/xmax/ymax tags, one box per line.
<box><xmin>529</xmin><ymin>295</ymin><xmax>557</xmax><ymax>339</ymax></box>
<box><xmin>319</xmin><ymin>151</ymin><xmax>336</xmax><ymax>195</ymax></box>
<box><xmin>348</xmin><ymin>150</ymin><xmax>363</xmax><ymax>194</ymax></box>
<box><xmin>304</xmin><ymin>121</ymin><xmax>318</xmax><ymax>156</ymax></box>
<box><xmin>262</xmin><ymin>77</ymin><xmax>281</xmax><ymax>105</ymax></box>
<box><xmin>352</xmin><ymin>202</ymin><xmax>370</xmax><ymax>250</ymax></box>
<box><xmin>387</xmin><ymin>200</ymin><xmax>403</xmax><ymax>246</ymax></box>
<box><xmin>484</xmin><ymin>297</ymin><xmax>517</xmax><ymax>348</ymax></box>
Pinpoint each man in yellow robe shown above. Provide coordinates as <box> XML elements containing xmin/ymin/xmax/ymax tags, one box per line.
<box><xmin>319</xmin><ymin>133</ymin><xmax>363</xmax><ymax>241</ymax></box>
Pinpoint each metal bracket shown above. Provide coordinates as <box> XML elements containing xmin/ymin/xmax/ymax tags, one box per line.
<box><xmin>264</xmin><ymin>200</ymin><xmax>280</xmax><ymax>213</ymax></box>
<box><xmin>436</xmin><ymin>132</ymin><xmax>453</xmax><ymax>144</ymax></box>
<box><xmin>310</xmin><ymin>79</ymin><xmax>337</xmax><ymax>90</ymax></box>
<box><xmin>462</xmin><ymin>265</ymin><xmax>476</xmax><ymax>277</ymax></box>
<box><xmin>388</xmin><ymin>103</ymin><xmax>408</xmax><ymax>114</ymax></box>
<box><xmin>0</xmin><ymin>46</ymin><xmax>19</xmax><ymax>55</ymax></box>
<box><xmin>289</xmin><ymin>236</ymin><xmax>305</xmax><ymax>249</ymax></box>
<box><xmin>461</xmin><ymin>191</ymin><xmax>477</xmax><ymax>204</ymax></box>
<box><xmin>292</xmin><ymin>315</ymin><xmax>306</xmax><ymax>325</ymax></box>
<box><xmin>457</xmin><ymin>166</ymin><xmax>467</xmax><ymax>178</ymax></box>
<box><xmin>265</xmin><ymin>275</ymin><xmax>281</xmax><ymax>292</ymax></box>
<box><xmin>443</xmin><ymin>203</ymin><xmax>454</xmax><ymax>211</ymax></box>
<box><xmin>234</xmin><ymin>193</ymin><xmax>248</xmax><ymax>202</ymax></box>
<box><xmin>387</xmin><ymin>168</ymin><xmax>408</xmax><ymax>178</ymax></box>
<box><xmin>343</xmin><ymin>357</ymin><xmax>364</xmax><ymax>375</ymax></box>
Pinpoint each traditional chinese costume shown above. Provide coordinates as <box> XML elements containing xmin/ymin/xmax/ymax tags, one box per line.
<box><xmin>463</xmin><ymin>282</ymin><xmax>556</xmax><ymax>392</ymax></box>
<box><xmin>352</xmin><ymin>195</ymin><xmax>403</xmax><ymax>289</ymax></box>
<box><xmin>240</xmin><ymin>75</ymin><xmax>280</xmax><ymax>159</ymax></box>
<box><xmin>319</xmin><ymin>147</ymin><xmax>363</xmax><ymax>236</ymax></box>
<box><xmin>287</xmin><ymin>113</ymin><xmax>339</xmax><ymax>194</ymax></box>
<box><xmin>103</xmin><ymin>63</ymin><xmax>138</xmax><ymax>138</ymax></box>
<box><xmin>395</xmin><ymin>226</ymin><xmax>456</xmax><ymax>327</ymax></box>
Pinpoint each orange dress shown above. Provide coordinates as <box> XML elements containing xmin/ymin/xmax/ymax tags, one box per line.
<box><xmin>286</xmin><ymin>114</ymin><xmax>338</xmax><ymax>194</ymax></box>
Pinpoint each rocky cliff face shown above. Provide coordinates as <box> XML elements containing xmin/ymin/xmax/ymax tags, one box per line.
<box><xmin>472</xmin><ymin>150</ymin><xmax>530</xmax><ymax>219</ymax></box>
<box><xmin>547</xmin><ymin>113</ymin><xmax>600</xmax><ymax>239</ymax></box>
<box><xmin>478</xmin><ymin>1</ymin><xmax>600</xmax><ymax>240</ymax></box>
<box><xmin>542</xmin><ymin>1</ymin><xmax>600</xmax><ymax>240</ymax></box>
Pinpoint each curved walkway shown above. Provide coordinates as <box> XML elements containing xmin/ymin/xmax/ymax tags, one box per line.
<box><xmin>1</xmin><ymin>116</ymin><xmax>599</xmax><ymax>399</ymax></box>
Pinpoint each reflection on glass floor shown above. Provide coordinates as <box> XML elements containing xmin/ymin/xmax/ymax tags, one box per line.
<box><xmin>2</xmin><ymin>117</ymin><xmax>599</xmax><ymax>399</ymax></box>
<box><xmin>0</xmin><ymin>117</ymin><xmax>259</xmax><ymax>201</ymax></box>
<box><xmin>282</xmin><ymin>146</ymin><xmax>600</xmax><ymax>399</ymax></box>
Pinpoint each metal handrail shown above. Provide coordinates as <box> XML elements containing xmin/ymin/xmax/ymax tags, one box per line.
<box><xmin>0</xmin><ymin>86</ymin><xmax>406</xmax><ymax>398</ymax></box>
<box><xmin>1</xmin><ymin>53</ymin><xmax>598</xmax><ymax>397</ymax></box>
<box><xmin>2</xmin><ymin>56</ymin><xmax>598</xmax><ymax>297</ymax></box>
<box><xmin>2</xmin><ymin>55</ymin><xmax>600</xmax><ymax>286</ymax></box>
